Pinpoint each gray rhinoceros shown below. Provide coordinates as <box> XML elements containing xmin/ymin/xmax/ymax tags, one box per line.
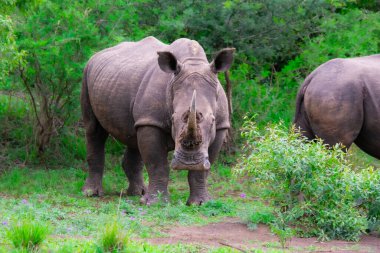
<box><xmin>294</xmin><ymin>54</ymin><xmax>380</xmax><ymax>159</ymax></box>
<box><xmin>81</xmin><ymin>36</ymin><xmax>234</xmax><ymax>205</ymax></box>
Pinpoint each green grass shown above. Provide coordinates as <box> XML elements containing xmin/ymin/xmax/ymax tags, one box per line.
<box><xmin>348</xmin><ymin>144</ymin><xmax>380</xmax><ymax>169</ymax></box>
<box><xmin>0</xmin><ymin>162</ymin><xmax>259</xmax><ymax>252</ymax></box>
<box><xmin>6</xmin><ymin>220</ymin><xmax>50</xmax><ymax>250</ymax></box>
<box><xmin>0</xmin><ymin>143</ymin><xmax>377</xmax><ymax>252</ymax></box>
<box><xmin>241</xmin><ymin>202</ymin><xmax>275</xmax><ymax>231</ymax></box>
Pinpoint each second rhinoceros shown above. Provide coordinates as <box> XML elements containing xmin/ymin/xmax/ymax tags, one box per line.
<box><xmin>81</xmin><ymin>36</ymin><xmax>234</xmax><ymax>205</ymax></box>
<box><xmin>294</xmin><ymin>54</ymin><xmax>380</xmax><ymax>159</ymax></box>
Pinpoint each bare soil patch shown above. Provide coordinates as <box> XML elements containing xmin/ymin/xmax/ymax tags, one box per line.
<box><xmin>148</xmin><ymin>218</ymin><xmax>380</xmax><ymax>252</ymax></box>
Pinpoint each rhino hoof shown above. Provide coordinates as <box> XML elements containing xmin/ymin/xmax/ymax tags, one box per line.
<box><xmin>140</xmin><ymin>192</ymin><xmax>168</xmax><ymax>205</ymax></box>
<box><xmin>127</xmin><ymin>185</ymin><xmax>146</xmax><ymax>196</ymax></box>
<box><xmin>186</xmin><ymin>195</ymin><xmax>211</xmax><ymax>206</ymax></box>
<box><xmin>82</xmin><ymin>185</ymin><xmax>104</xmax><ymax>197</ymax></box>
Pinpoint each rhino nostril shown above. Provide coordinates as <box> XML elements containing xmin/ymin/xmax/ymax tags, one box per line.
<box><xmin>181</xmin><ymin>139</ymin><xmax>201</xmax><ymax>149</ymax></box>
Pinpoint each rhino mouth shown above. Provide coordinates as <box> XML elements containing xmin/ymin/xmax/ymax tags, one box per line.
<box><xmin>171</xmin><ymin>150</ymin><xmax>210</xmax><ymax>171</ymax></box>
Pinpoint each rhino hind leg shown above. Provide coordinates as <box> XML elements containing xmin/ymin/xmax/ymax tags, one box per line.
<box><xmin>81</xmin><ymin>78</ymin><xmax>109</xmax><ymax>197</ymax></box>
<box><xmin>137</xmin><ymin>126</ymin><xmax>170</xmax><ymax>205</ymax></box>
<box><xmin>122</xmin><ymin>148</ymin><xmax>146</xmax><ymax>196</ymax></box>
<box><xmin>82</xmin><ymin>121</ymin><xmax>108</xmax><ymax>197</ymax></box>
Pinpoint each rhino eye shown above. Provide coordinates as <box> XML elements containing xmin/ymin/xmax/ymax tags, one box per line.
<box><xmin>197</xmin><ymin>112</ymin><xmax>204</xmax><ymax>122</ymax></box>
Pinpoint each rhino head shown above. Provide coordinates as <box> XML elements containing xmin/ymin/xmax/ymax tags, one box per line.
<box><xmin>157</xmin><ymin>48</ymin><xmax>234</xmax><ymax>171</ymax></box>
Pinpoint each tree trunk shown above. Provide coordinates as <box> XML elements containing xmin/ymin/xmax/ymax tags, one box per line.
<box><xmin>35</xmin><ymin>91</ymin><xmax>53</xmax><ymax>154</ymax></box>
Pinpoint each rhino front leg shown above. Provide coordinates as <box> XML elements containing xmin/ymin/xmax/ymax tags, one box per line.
<box><xmin>137</xmin><ymin>126</ymin><xmax>169</xmax><ymax>205</ymax></box>
<box><xmin>122</xmin><ymin>148</ymin><xmax>146</xmax><ymax>196</ymax></box>
<box><xmin>187</xmin><ymin>129</ymin><xmax>227</xmax><ymax>205</ymax></box>
<box><xmin>187</xmin><ymin>171</ymin><xmax>211</xmax><ymax>205</ymax></box>
<box><xmin>83</xmin><ymin>122</ymin><xmax>108</xmax><ymax>197</ymax></box>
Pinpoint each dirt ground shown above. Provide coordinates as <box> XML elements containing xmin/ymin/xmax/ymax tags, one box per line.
<box><xmin>148</xmin><ymin>218</ymin><xmax>380</xmax><ymax>253</ymax></box>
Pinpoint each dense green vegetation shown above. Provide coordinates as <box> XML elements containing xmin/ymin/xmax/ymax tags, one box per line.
<box><xmin>2</xmin><ymin>0</ymin><xmax>380</xmax><ymax>161</ymax></box>
<box><xmin>237</xmin><ymin>121</ymin><xmax>380</xmax><ymax>241</ymax></box>
<box><xmin>1</xmin><ymin>0</ymin><xmax>380</xmax><ymax>252</ymax></box>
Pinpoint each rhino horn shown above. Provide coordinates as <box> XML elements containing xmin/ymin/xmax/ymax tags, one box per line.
<box><xmin>187</xmin><ymin>90</ymin><xmax>197</xmax><ymax>137</ymax></box>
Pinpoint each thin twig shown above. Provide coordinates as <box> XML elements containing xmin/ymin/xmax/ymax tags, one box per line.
<box><xmin>218</xmin><ymin>241</ymin><xmax>246</xmax><ymax>252</ymax></box>
<box><xmin>19</xmin><ymin>63</ymin><xmax>42</xmax><ymax>128</ymax></box>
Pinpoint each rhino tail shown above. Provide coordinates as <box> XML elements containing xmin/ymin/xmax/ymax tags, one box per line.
<box><xmin>294</xmin><ymin>85</ymin><xmax>304</xmax><ymax>124</ymax></box>
<box><xmin>80</xmin><ymin>64</ymin><xmax>96</xmax><ymax>131</ymax></box>
<box><xmin>293</xmin><ymin>74</ymin><xmax>315</xmax><ymax>140</ymax></box>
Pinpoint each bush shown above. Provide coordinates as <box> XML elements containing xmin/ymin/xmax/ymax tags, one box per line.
<box><xmin>236</xmin><ymin>120</ymin><xmax>367</xmax><ymax>241</ymax></box>
<box><xmin>10</xmin><ymin>0</ymin><xmax>145</xmax><ymax>154</ymax></box>
<box><xmin>347</xmin><ymin>167</ymin><xmax>380</xmax><ymax>233</ymax></box>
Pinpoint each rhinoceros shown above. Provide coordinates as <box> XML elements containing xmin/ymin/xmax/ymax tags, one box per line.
<box><xmin>81</xmin><ymin>36</ymin><xmax>234</xmax><ymax>205</ymax></box>
<box><xmin>294</xmin><ymin>54</ymin><xmax>380</xmax><ymax>159</ymax></box>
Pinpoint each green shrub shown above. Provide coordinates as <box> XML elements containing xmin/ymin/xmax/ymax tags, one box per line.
<box><xmin>10</xmin><ymin>0</ymin><xmax>146</xmax><ymax>153</ymax></box>
<box><xmin>6</xmin><ymin>220</ymin><xmax>50</xmax><ymax>250</ymax></box>
<box><xmin>236</xmin><ymin>120</ymin><xmax>367</xmax><ymax>241</ymax></box>
<box><xmin>270</xmin><ymin>213</ymin><xmax>295</xmax><ymax>249</ymax></box>
<box><xmin>347</xmin><ymin>167</ymin><xmax>380</xmax><ymax>233</ymax></box>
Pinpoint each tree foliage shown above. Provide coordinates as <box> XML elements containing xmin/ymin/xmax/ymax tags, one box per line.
<box><xmin>0</xmin><ymin>15</ymin><xmax>23</xmax><ymax>82</ymax></box>
<box><xmin>11</xmin><ymin>0</ymin><xmax>144</xmax><ymax>152</ymax></box>
<box><xmin>14</xmin><ymin>0</ymin><xmax>98</xmax><ymax>152</ymax></box>
<box><xmin>279</xmin><ymin>8</ymin><xmax>380</xmax><ymax>89</ymax></box>
<box><xmin>138</xmin><ymin>0</ymin><xmax>333</xmax><ymax>71</ymax></box>
<box><xmin>230</xmin><ymin>8</ymin><xmax>380</xmax><ymax>126</ymax></box>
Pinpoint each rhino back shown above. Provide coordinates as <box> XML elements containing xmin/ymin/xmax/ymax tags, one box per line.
<box><xmin>305</xmin><ymin>54</ymin><xmax>380</xmax><ymax>113</ymax></box>
<box><xmin>85</xmin><ymin>37</ymin><xmax>167</xmax><ymax>144</ymax></box>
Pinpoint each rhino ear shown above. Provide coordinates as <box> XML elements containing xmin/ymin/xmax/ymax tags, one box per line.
<box><xmin>210</xmin><ymin>48</ymin><xmax>235</xmax><ymax>73</ymax></box>
<box><xmin>157</xmin><ymin>51</ymin><xmax>181</xmax><ymax>74</ymax></box>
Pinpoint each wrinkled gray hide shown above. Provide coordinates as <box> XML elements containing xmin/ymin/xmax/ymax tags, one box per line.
<box><xmin>294</xmin><ymin>54</ymin><xmax>380</xmax><ymax>159</ymax></box>
<box><xmin>81</xmin><ymin>36</ymin><xmax>234</xmax><ymax>205</ymax></box>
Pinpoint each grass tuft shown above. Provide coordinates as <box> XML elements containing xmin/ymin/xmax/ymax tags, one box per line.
<box><xmin>6</xmin><ymin>220</ymin><xmax>49</xmax><ymax>250</ymax></box>
<box><xmin>99</xmin><ymin>222</ymin><xmax>129</xmax><ymax>252</ymax></box>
